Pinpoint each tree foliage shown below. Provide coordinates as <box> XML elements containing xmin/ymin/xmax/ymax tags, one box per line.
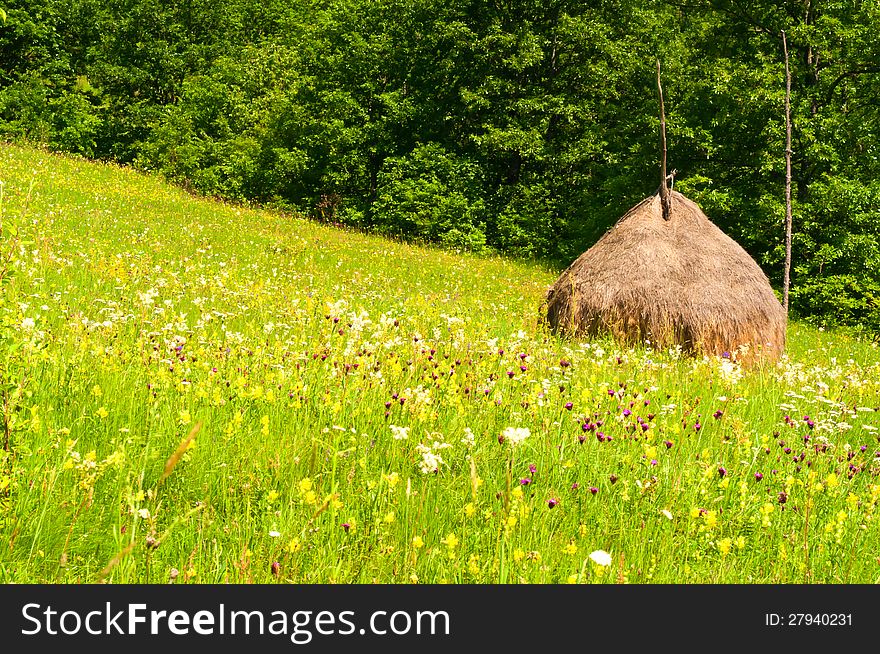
<box><xmin>1</xmin><ymin>0</ymin><xmax>879</xmax><ymax>329</ymax></box>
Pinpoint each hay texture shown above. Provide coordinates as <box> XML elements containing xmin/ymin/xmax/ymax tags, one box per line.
<box><xmin>545</xmin><ymin>191</ymin><xmax>786</xmax><ymax>362</ymax></box>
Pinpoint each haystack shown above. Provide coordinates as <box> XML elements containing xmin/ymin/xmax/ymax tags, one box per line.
<box><xmin>544</xmin><ymin>190</ymin><xmax>786</xmax><ymax>362</ymax></box>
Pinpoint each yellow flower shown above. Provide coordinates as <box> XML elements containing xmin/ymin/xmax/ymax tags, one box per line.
<box><xmin>441</xmin><ymin>533</ymin><xmax>459</xmax><ymax>549</ymax></box>
<box><xmin>96</xmin><ymin>406</ymin><xmax>109</xmax><ymax>419</ymax></box>
<box><xmin>464</xmin><ymin>502</ymin><xmax>476</xmax><ymax>518</ymax></box>
<box><xmin>92</xmin><ymin>385</ymin><xmax>103</xmax><ymax>398</ymax></box>
<box><xmin>412</xmin><ymin>536</ymin><xmax>425</xmax><ymax>549</ymax></box>
<box><xmin>506</xmin><ymin>516</ymin><xmax>517</xmax><ymax>529</ymax></box>
<box><xmin>267</xmin><ymin>490</ymin><xmax>280</xmax><ymax>503</ymax></box>
<box><xmin>566</xmin><ymin>574</ymin><xmax>579</xmax><ymax>584</ymax></box>
<box><xmin>179</xmin><ymin>409</ymin><xmax>191</xmax><ymax>425</ymax></box>
<box><xmin>383</xmin><ymin>471</ymin><xmax>400</xmax><ymax>488</ymax></box>
<box><xmin>825</xmin><ymin>473</ymin><xmax>839</xmax><ymax>490</ymax></box>
<box><xmin>383</xmin><ymin>510</ymin><xmax>395</xmax><ymax>524</ymax></box>
<box><xmin>718</xmin><ymin>538</ymin><xmax>732</xmax><ymax>557</ymax></box>
<box><xmin>513</xmin><ymin>549</ymin><xmax>525</xmax><ymax>562</ymax></box>
<box><xmin>563</xmin><ymin>542</ymin><xmax>578</xmax><ymax>555</ymax></box>
<box><xmin>299</xmin><ymin>478</ymin><xmax>313</xmax><ymax>493</ymax></box>
<box><xmin>511</xmin><ymin>487</ymin><xmax>524</xmax><ymax>500</ymax></box>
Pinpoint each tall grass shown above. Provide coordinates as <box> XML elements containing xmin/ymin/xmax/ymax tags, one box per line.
<box><xmin>1</xmin><ymin>144</ymin><xmax>879</xmax><ymax>584</ymax></box>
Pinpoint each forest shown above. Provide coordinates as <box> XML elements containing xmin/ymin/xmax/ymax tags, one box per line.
<box><xmin>1</xmin><ymin>0</ymin><xmax>878</xmax><ymax>329</ymax></box>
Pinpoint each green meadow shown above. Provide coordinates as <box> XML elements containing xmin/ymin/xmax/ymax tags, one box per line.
<box><xmin>1</xmin><ymin>143</ymin><xmax>879</xmax><ymax>584</ymax></box>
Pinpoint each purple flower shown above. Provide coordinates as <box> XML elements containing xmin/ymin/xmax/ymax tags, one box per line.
<box><xmin>560</xmin><ymin>359</ymin><xmax>571</xmax><ymax>368</ymax></box>
<box><xmin>778</xmin><ymin>492</ymin><xmax>788</xmax><ymax>504</ymax></box>
<box><xmin>578</xmin><ymin>435</ymin><xmax>586</xmax><ymax>444</ymax></box>
<box><xmin>528</xmin><ymin>464</ymin><xmax>537</xmax><ymax>474</ymax></box>
<box><xmin>607</xmin><ymin>389</ymin><xmax>615</xmax><ymax>396</ymax></box>
<box><xmin>623</xmin><ymin>409</ymin><xmax>632</xmax><ymax>417</ymax></box>
<box><xmin>520</xmin><ymin>478</ymin><xmax>532</xmax><ymax>486</ymax></box>
<box><xmin>609</xmin><ymin>474</ymin><xmax>618</xmax><ymax>484</ymax></box>
<box><xmin>547</xmin><ymin>498</ymin><xmax>559</xmax><ymax>508</ymax></box>
<box><xmin>596</xmin><ymin>432</ymin><xmax>606</xmax><ymax>442</ymax></box>
<box><xmin>589</xmin><ymin>487</ymin><xmax>599</xmax><ymax>495</ymax></box>
<box><xmin>754</xmin><ymin>472</ymin><xmax>764</xmax><ymax>481</ymax></box>
<box><xmin>718</xmin><ymin>466</ymin><xmax>727</xmax><ymax>478</ymax></box>
<box><xmin>694</xmin><ymin>422</ymin><xmax>702</xmax><ymax>431</ymax></box>
<box><xmin>861</xmin><ymin>445</ymin><xmax>867</xmax><ymax>452</ymax></box>
<box><xmin>664</xmin><ymin>440</ymin><xmax>674</xmax><ymax>449</ymax></box>
<box><xmin>507</xmin><ymin>370</ymin><xmax>515</xmax><ymax>378</ymax></box>
<box><xmin>713</xmin><ymin>410</ymin><xmax>723</xmax><ymax>419</ymax></box>
<box><xmin>342</xmin><ymin>523</ymin><xmax>351</xmax><ymax>532</ymax></box>
<box><xmin>564</xmin><ymin>402</ymin><xmax>573</xmax><ymax>411</ymax></box>
<box><xmin>650</xmin><ymin>459</ymin><xmax>658</xmax><ymax>466</ymax></box>
<box><xmin>271</xmin><ymin>561</ymin><xmax>281</xmax><ymax>576</ymax></box>
<box><xmin>571</xmin><ymin>482</ymin><xmax>579</xmax><ymax>490</ymax></box>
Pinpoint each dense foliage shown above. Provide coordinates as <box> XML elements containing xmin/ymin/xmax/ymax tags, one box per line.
<box><xmin>0</xmin><ymin>1</ymin><xmax>878</xmax><ymax>329</ymax></box>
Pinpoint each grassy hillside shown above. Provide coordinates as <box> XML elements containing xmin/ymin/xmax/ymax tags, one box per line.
<box><xmin>1</xmin><ymin>144</ymin><xmax>879</xmax><ymax>583</ymax></box>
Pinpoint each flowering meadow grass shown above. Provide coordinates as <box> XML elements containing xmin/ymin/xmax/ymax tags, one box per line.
<box><xmin>1</xmin><ymin>143</ymin><xmax>880</xmax><ymax>584</ymax></box>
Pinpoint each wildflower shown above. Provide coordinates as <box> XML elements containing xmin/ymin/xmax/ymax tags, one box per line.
<box><xmin>718</xmin><ymin>538</ymin><xmax>732</xmax><ymax>556</ymax></box>
<box><xmin>416</xmin><ymin>443</ymin><xmax>444</xmax><ymax>474</ymax></box>
<box><xmin>661</xmin><ymin>509</ymin><xmax>673</xmax><ymax>520</ymax></box>
<box><xmin>271</xmin><ymin>561</ymin><xmax>281</xmax><ymax>576</ymax></box>
<box><xmin>589</xmin><ymin>487</ymin><xmax>599</xmax><ymax>495</ymax></box>
<box><xmin>412</xmin><ymin>536</ymin><xmax>424</xmax><ymax>549</ymax></box>
<box><xmin>520</xmin><ymin>478</ymin><xmax>531</xmax><ymax>486</ymax></box>
<box><xmin>21</xmin><ymin>317</ymin><xmax>35</xmax><ymax>331</ymax></box>
<box><xmin>563</xmin><ymin>543</ymin><xmax>578</xmax><ymax>555</ymax></box>
<box><xmin>718</xmin><ymin>466</ymin><xmax>727</xmax><ymax>478</ymax></box>
<box><xmin>502</xmin><ymin>426</ymin><xmax>530</xmax><ymax>446</ymax></box>
<box><xmin>441</xmin><ymin>533</ymin><xmax>459</xmax><ymax>549</ymax></box>
<box><xmin>268</xmin><ymin>530</ymin><xmax>281</xmax><ymax>538</ymax></box>
<box><xmin>464</xmin><ymin>502</ymin><xmax>477</xmax><ymax>518</ymax></box>
<box><xmin>342</xmin><ymin>523</ymin><xmax>351</xmax><ymax>532</ymax></box>
<box><xmin>564</xmin><ymin>402</ymin><xmax>573</xmax><ymax>411</ymax></box>
<box><xmin>754</xmin><ymin>472</ymin><xmax>764</xmax><ymax>481</ymax></box>
<box><xmin>713</xmin><ymin>410</ymin><xmax>723</xmax><ymax>420</ymax></box>
<box><xmin>529</xmin><ymin>464</ymin><xmax>537</xmax><ymax>474</ymax></box>
<box><xmin>589</xmin><ymin>550</ymin><xmax>612</xmax><ymax>566</ymax></box>
<box><xmin>96</xmin><ymin>407</ymin><xmax>109</xmax><ymax>419</ymax></box>
<box><xmin>390</xmin><ymin>425</ymin><xmax>410</xmax><ymax>440</ymax></box>
<box><xmin>547</xmin><ymin>498</ymin><xmax>559</xmax><ymax>508</ymax></box>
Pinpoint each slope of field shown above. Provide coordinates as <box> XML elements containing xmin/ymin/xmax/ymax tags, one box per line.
<box><xmin>1</xmin><ymin>143</ymin><xmax>879</xmax><ymax>583</ymax></box>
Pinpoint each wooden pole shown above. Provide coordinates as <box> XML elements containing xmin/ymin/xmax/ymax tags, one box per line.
<box><xmin>657</xmin><ymin>60</ymin><xmax>671</xmax><ymax>220</ymax></box>
<box><xmin>782</xmin><ymin>31</ymin><xmax>793</xmax><ymax>313</ymax></box>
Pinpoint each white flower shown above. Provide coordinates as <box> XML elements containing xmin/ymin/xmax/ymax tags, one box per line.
<box><xmin>416</xmin><ymin>443</ymin><xmax>444</xmax><ymax>474</ymax></box>
<box><xmin>21</xmin><ymin>317</ymin><xmax>35</xmax><ymax>331</ymax></box>
<box><xmin>137</xmin><ymin>509</ymin><xmax>151</xmax><ymax>520</ymax></box>
<box><xmin>502</xmin><ymin>426</ymin><xmax>530</xmax><ymax>446</ymax></box>
<box><xmin>589</xmin><ymin>550</ymin><xmax>612</xmax><ymax>567</ymax></box>
<box><xmin>268</xmin><ymin>530</ymin><xmax>281</xmax><ymax>538</ymax></box>
<box><xmin>661</xmin><ymin>509</ymin><xmax>673</xmax><ymax>520</ymax></box>
<box><xmin>461</xmin><ymin>427</ymin><xmax>475</xmax><ymax>448</ymax></box>
<box><xmin>390</xmin><ymin>425</ymin><xmax>410</xmax><ymax>440</ymax></box>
